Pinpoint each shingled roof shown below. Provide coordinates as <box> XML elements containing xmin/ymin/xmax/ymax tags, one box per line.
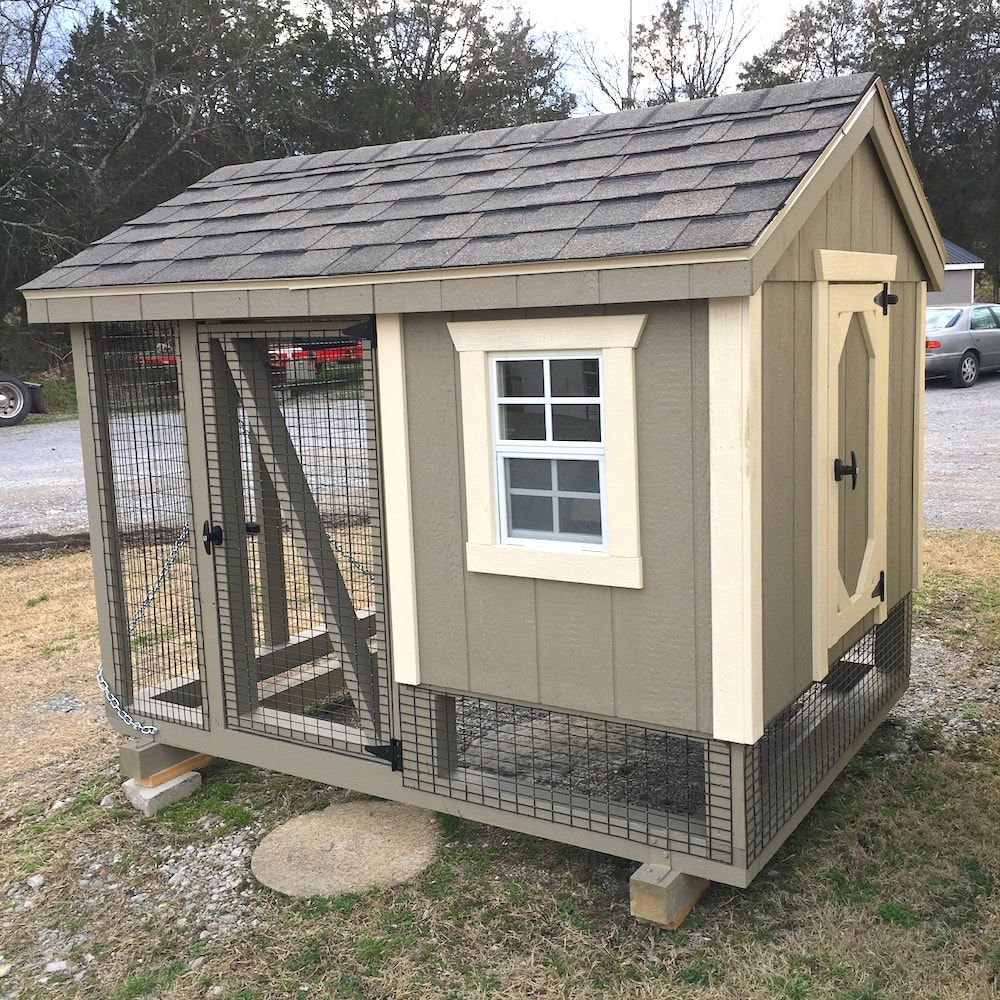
<box><xmin>24</xmin><ymin>73</ymin><xmax>877</xmax><ymax>292</ymax></box>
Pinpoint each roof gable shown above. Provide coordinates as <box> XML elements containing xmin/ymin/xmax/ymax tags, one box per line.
<box><xmin>24</xmin><ymin>74</ymin><xmax>879</xmax><ymax>292</ymax></box>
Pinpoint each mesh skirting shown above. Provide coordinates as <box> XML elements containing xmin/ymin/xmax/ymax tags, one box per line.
<box><xmin>83</xmin><ymin>321</ymin><xmax>207</xmax><ymax>728</ymax></box>
<box><xmin>745</xmin><ymin>596</ymin><xmax>911</xmax><ymax>863</ymax></box>
<box><xmin>398</xmin><ymin>597</ymin><xmax>911</xmax><ymax>869</ymax></box>
<box><xmin>398</xmin><ymin>687</ymin><xmax>736</xmax><ymax>862</ymax></box>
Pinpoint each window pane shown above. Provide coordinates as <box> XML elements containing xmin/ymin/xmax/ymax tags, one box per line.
<box><xmin>500</xmin><ymin>403</ymin><xmax>545</xmax><ymax>440</ymax></box>
<box><xmin>510</xmin><ymin>494</ymin><xmax>554</xmax><ymax>534</ymax></box>
<box><xmin>507</xmin><ymin>457</ymin><xmax>552</xmax><ymax>490</ymax></box>
<box><xmin>558</xmin><ymin>497</ymin><xmax>602</xmax><ymax>539</ymax></box>
<box><xmin>556</xmin><ymin>459</ymin><xmax>600</xmax><ymax>494</ymax></box>
<box><xmin>498</xmin><ymin>359</ymin><xmax>544</xmax><ymax>397</ymax></box>
<box><xmin>550</xmin><ymin>358</ymin><xmax>600</xmax><ymax>397</ymax></box>
<box><xmin>552</xmin><ymin>403</ymin><xmax>601</xmax><ymax>441</ymax></box>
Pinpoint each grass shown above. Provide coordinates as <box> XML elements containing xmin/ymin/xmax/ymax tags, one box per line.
<box><xmin>0</xmin><ymin>531</ymin><xmax>998</xmax><ymax>998</ymax></box>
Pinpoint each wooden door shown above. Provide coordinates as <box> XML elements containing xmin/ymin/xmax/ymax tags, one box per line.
<box><xmin>200</xmin><ymin>323</ymin><xmax>391</xmax><ymax>756</ymax></box>
<box><xmin>816</xmin><ymin>283</ymin><xmax>890</xmax><ymax>662</ymax></box>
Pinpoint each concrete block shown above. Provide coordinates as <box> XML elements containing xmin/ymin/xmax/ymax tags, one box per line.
<box><xmin>122</xmin><ymin>771</ymin><xmax>202</xmax><ymax>818</ymax></box>
<box><xmin>629</xmin><ymin>863</ymin><xmax>709</xmax><ymax>929</ymax></box>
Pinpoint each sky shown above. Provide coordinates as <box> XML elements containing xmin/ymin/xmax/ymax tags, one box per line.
<box><xmin>510</xmin><ymin>0</ymin><xmax>807</xmax><ymax>112</ymax></box>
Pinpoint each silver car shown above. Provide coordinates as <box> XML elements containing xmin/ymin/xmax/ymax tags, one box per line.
<box><xmin>925</xmin><ymin>303</ymin><xmax>1000</xmax><ymax>387</ymax></box>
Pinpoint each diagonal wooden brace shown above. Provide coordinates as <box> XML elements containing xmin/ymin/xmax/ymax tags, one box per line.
<box><xmin>221</xmin><ymin>338</ymin><xmax>380</xmax><ymax>740</ymax></box>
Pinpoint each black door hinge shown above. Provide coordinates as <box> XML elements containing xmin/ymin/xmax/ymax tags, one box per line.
<box><xmin>202</xmin><ymin>520</ymin><xmax>224</xmax><ymax>554</ymax></box>
<box><xmin>873</xmin><ymin>570</ymin><xmax>886</xmax><ymax>603</ymax></box>
<box><xmin>364</xmin><ymin>738</ymin><xmax>403</xmax><ymax>771</ymax></box>
<box><xmin>874</xmin><ymin>283</ymin><xmax>898</xmax><ymax>316</ymax></box>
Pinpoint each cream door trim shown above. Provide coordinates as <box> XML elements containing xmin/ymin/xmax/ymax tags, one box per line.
<box><xmin>449</xmin><ymin>314</ymin><xmax>646</xmax><ymax>589</ymax></box>
<box><xmin>708</xmin><ymin>292</ymin><xmax>764</xmax><ymax>744</ymax></box>
<box><xmin>812</xmin><ymin>282</ymin><xmax>890</xmax><ymax>681</ymax></box>
<box><xmin>814</xmin><ymin>250</ymin><xmax>897</xmax><ymax>282</ymax></box>
<box><xmin>374</xmin><ymin>313</ymin><xmax>421</xmax><ymax>685</ymax></box>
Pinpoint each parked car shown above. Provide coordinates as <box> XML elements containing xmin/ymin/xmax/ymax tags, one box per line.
<box><xmin>0</xmin><ymin>372</ymin><xmax>45</xmax><ymax>427</ymax></box>
<box><xmin>925</xmin><ymin>303</ymin><xmax>1000</xmax><ymax>387</ymax></box>
<box><xmin>131</xmin><ymin>341</ymin><xmax>363</xmax><ymax>374</ymax></box>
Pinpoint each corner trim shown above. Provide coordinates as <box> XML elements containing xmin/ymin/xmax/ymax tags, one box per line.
<box><xmin>708</xmin><ymin>293</ymin><xmax>764</xmax><ymax>743</ymax></box>
<box><xmin>374</xmin><ymin>313</ymin><xmax>421</xmax><ymax>685</ymax></box>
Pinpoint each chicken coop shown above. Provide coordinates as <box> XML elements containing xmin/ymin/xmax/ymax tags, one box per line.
<box><xmin>23</xmin><ymin>72</ymin><xmax>943</xmax><ymax>921</ymax></box>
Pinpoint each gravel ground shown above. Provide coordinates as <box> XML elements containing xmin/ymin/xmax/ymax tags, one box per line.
<box><xmin>923</xmin><ymin>370</ymin><xmax>1000</xmax><ymax>528</ymax></box>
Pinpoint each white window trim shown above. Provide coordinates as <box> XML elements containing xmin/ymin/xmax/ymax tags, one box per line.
<box><xmin>449</xmin><ymin>315</ymin><xmax>646</xmax><ymax>589</ymax></box>
<box><xmin>492</xmin><ymin>351</ymin><xmax>607</xmax><ymax>552</ymax></box>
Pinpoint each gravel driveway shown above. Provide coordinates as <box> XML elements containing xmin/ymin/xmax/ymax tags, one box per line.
<box><xmin>3</xmin><ymin>372</ymin><xmax>999</xmax><ymax>543</ymax></box>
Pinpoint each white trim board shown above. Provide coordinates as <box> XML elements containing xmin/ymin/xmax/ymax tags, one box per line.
<box><xmin>449</xmin><ymin>314</ymin><xmax>646</xmax><ymax>590</ymax></box>
<box><xmin>708</xmin><ymin>293</ymin><xmax>764</xmax><ymax>744</ymax></box>
<box><xmin>374</xmin><ymin>313</ymin><xmax>421</xmax><ymax>686</ymax></box>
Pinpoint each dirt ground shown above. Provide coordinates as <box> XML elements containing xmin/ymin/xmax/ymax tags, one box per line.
<box><xmin>1</xmin><ymin>532</ymin><xmax>999</xmax><ymax>1000</ymax></box>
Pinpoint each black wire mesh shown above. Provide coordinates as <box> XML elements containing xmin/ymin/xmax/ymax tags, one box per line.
<box><xmin>200</xmin><ymin>324</ymin><xmax>389</xmax><ymax>753</ymax></box>
<box><xmin>398</xmin><ymin>688</ymin><xmax>736</xmax><ymax>862</ymax></box>
<box><xmin>744</xmin><ymin>597</ymin><xmax>911</xmax><ymax>863</ymax></box>
<box><xmin>84</xmin><ymin>322</ymin><xmax>206</xmax><ymax>727</ymax></box>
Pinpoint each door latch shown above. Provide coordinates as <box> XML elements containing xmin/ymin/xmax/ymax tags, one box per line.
<box><xmin>833</xmin><ymin>450</ymin><xmax>858</xmax><ymax>490</ymax></box>
<box><xmin>872</xmin><ymin>570</ymin><xmax>886</xmax><ymax>603</ymax></box>
<box><xmin>874</xmin><ymin>282</ymin><xmax>898</xmax><ymax>316</ymax></box>
<box><xmin>202</xmin><ymin>520</ymin><xmax>224</xmax><ymax>554</ymax></box>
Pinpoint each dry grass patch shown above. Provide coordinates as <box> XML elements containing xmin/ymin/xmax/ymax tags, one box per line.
<box><xmin>0</xmin><ymin>536</ymin><xmax>998</xmax><ymax>998</ymax></box>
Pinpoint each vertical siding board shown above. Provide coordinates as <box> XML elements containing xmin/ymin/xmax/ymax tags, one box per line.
<box><xmin>536</xmin><ymin>581</ymin><xmax>615</xmax><ymax>715</ymax></box>
<box><xmin>611</xmin><ymin>301</ymin><xmax>702</xmax><ymax>729</ymax></box>
<box><xmin>760</xmin><ymin>283</ymin><xmax>796</xmax><ymax>721</ymax></box>
<box><xmin>690</xmin><ymin>303</ymin><xmax>714</xmax><ymax>732</ymax></box>
<box><xmin>851</xmin><ymin>143</ymin><xmax>876</xmax><ymax>253</ymax></box>
<box><xmin>826</xmin><ymin>168</ymin><xmax>853</xmax><ymax>252</ymax></box>
<box><xmin>797</xmin><ymin>195</ymin><xmax>828</xmax><ymax>280</ymax></box>
<box><xmin>465</xmin><ymin>575</ymin><xmax>539</xmax><ymax>701</ymax></box>
<box><xmin>404</xmin><ymin>314</ymin><xmax>470</xmax><ymax>689</ymax></box>
<box><xmin>893</xmin><ymin>285</ymin><xmax>916</xmax><ymax>603</ymax></box>
<box><xmin>791</xmin><ymin>283</ymin><xmax>814</xmax><ymax>695</ymax></box>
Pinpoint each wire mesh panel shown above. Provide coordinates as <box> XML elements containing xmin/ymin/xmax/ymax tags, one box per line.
<box><xmin>83</xmin><ymin>322</ymin><xmax>206</xmax><ymax>727</ymax></box>
<box><xmin>200</xmin><ymin>324</ymin><xmax>389</xmax><ymax>754</ymax></box>
<box><xmin>744</xmin><ymin>597</ymin><xmax>911</xmax><ymax>863</ymax></box>
<box><xmin>398</xmin><ymin>688</ymin><xmax>736</xmax><ymax>862</ymax></box>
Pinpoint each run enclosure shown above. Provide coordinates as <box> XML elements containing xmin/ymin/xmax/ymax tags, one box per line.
<box><xmin>30</xmin><ymin>74</ymin><xmax>944</xmax><ymax>908</ymax></box>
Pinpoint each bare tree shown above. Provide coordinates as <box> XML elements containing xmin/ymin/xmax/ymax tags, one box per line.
<box><xmin>569</xmin><ymin>0</ymin><xmax>755</xmax><ymax>110</ymax></box>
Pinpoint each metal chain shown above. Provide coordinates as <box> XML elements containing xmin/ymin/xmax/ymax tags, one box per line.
<box><xmin>95</xmin><ymin>524</ymin><xmax>191</xmax><ymax>736</ymax></box>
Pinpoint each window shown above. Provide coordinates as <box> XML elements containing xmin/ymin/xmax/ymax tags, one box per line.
<box><xmin>493</xmin><ymin>356</ymin><xmax>605</xmax><ymax>549</ymax></box>
<box><xmin>970</xmin><ymin>307</ymin><xmax>998</xmax><ymax>331</ymax></box>
<box><xmin>448</xmin><ymin>314</ymin><xmax>646</xmax><ymax>589</ymax></box>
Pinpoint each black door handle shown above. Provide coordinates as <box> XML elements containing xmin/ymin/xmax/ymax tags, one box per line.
<box><xmin>202</xmin><ymin>520</ymin><xmax>224</xmax><ymax>553</ymax></box>
<box><xmin>834</xmin><ymin>450</ymin><xmax>858</xmax><ymax>490</ymax></box>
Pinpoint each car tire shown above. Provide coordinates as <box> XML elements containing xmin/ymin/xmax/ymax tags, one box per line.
<box><xmin>950</xmin><ymin>351</ymin><xmax>979</xmax><ymax>388</ymax></box>
<box><xmin>0</xmin><ymin>374</ymin><xmax>30</xmax><ymax>427</ymax></box>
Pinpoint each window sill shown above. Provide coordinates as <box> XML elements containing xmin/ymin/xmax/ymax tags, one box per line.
<box><xmin>465</xmin><ymin>543</ymin><xmax>643</xmax><ymax>589</ymax></box>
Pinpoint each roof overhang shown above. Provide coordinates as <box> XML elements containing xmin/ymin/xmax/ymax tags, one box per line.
<box><xmin>944</xmin><ymin>262</ymin><xmax>984</xmax><ymax>271</ymax></box>
<box><xmin>22</xmin><ymin>79</ymin><xmax>946</xmax><ymax>325</ymax></box>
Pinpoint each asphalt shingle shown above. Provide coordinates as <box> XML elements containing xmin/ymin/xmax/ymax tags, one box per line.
<box><xmin>24</xmin><ymin>74</ymin><xmax>877</xmax><ymax>291</ymax></box>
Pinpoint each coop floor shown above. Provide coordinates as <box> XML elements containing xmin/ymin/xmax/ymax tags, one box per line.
<box><xmin>2</xmin><ymin>534</ymin><xmax>1000</xmax><ymax>999</ymax></box>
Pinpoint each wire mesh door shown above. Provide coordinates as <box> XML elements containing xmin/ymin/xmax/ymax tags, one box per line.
<box><xmin>200</xmin><ymin>323</ymin><xmax>390</xmax><ymax>754</ymax></box>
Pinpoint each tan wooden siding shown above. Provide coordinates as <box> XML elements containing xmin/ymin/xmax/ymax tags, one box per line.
<box><xmin>404</xmin><ymin>301</ymin><xmax>714</xmax><ymax>732</ymax></box>
<box><xmin>761</xmin><ymin>138</ymin><xmax>926</xmax><ymax>721</ymax></box>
